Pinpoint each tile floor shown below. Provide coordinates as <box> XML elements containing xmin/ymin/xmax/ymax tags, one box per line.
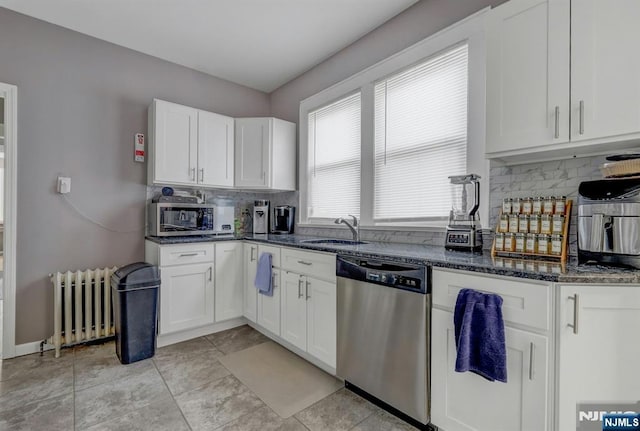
<box><xmin>0</xmin><ymin>325</ymin><xmax>417</xmax><ymax>430</ymax></box>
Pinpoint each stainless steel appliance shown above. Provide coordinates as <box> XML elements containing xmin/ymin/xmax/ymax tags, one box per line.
<box><xmin>578</xmin><ymin>178</ymin><xmax>640</xmax><ymax>268</ymax></box>
<box><xmin>445</xmin><ymin>173</ymin><xmax>482</xmax><ymax>251</ymax></box>
<box><xmin>213</xmin><ymin>205</ymin><xmax>235</xmax><ymax>236</ymax></box>
<box><xmin>337</xmin><ymin>256</ymin><xmax>431</xmax><ymax>429</ymax></box>
<box><xmin>271</xmin><ymin>205</ymin><xmax>295</xmax><ymax>234</ymax></box>
<box><xmin>148</xmin><ymin>203</ymin><xmax>215</xmax><ymax>236</ymax></box>
<box><xmin>253</xmin><ymin>200</ymin><xmax>270</xmax><ymax>234</ymax></box>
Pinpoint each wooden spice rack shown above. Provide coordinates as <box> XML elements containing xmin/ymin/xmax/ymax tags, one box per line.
<box><xmin>491</xmin><ymin>200</ymin><xmax>572</xmax><ymax>264</ymax></box>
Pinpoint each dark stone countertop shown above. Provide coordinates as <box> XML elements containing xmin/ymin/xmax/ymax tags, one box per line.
<box><xmin>145</xmin><ymin>235</ymin><xmax>238</xmax><ymax>244</ymax></box>
<box><xmin>146</xmin><ymin>234</ymin><xmax>640</xmax><ymax>284</ymax></box>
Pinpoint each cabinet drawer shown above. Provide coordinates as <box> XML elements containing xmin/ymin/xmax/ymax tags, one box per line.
<box><xmin>281</xmin><ymin>247</ymin><xmax>336</xmax><ymax>282</ymax></box>
<box><xmin>159</xmin><ymin>243</ymin><xmax>215</xmax><ymax>267</ymax></box>
<box><xmin>432</xmin><ymin>268</ymin><xmax>550</xmax><ymax>331</ymax></box>
<box><xmin>258</xmin><ymin>244</ymin><xmax>281</xmax><ymax>268</ymax></box>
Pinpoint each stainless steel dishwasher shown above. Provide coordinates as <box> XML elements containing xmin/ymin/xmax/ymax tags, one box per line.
<box><xmin>336</xmin><ymin>255</ymin><xmax>431</xmax><ymax>430</ymax></box>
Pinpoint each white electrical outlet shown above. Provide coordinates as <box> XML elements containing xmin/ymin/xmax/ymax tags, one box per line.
<box><xmin>57</xmin><ymin>176</ymin><xmax>71</xmax><ymax>194</ymax></box>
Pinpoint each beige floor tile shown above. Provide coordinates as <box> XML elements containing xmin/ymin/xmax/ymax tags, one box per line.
<box><xmin>176</xmin><ymin>374</ymin><xmax>264</xmax><ymax>431</ymax></box>
<box><xmin>75</xmin><ymin>365</ymin><xmax>172</xmax><ymax>429</ymax></box>
<box><xmin>352</xmin><ymin>409</ymin><xmax>419</xmax><ymax>430</ymax></box>
<box><xmin>0</xmin><ymin>392</ymin><xmax>74</xmax><ymax>431</ymax></box>
<box><xmin>205</xmin><ymin>325</ymin><xmax>269</xmax><ymax>354</ymax></box>
<box><xmin>0</xmin><ymin>348</ymin><xmax>73</xmax><ymax>382</ymax></box>
<box><xmin>154</xmin><ymin>336</ymin><xmax>219</xmax><ymax>362</ymax></box>
<box><xmin>216</xmin><ymin>405</ymin><xmax>309</xmax><ymax>431</ymax></box>
<box><xmin>155</xmin><ymin>348</ymin><xmax>230</xmax><ymax>396</ymax></box>
<box><xmin>0</xmin><ymin>366</ymin><xmax>73</xmax><ymax>413</ymax></box>
<box><xmin>295</xmin><ymin>388</ymin><xmax>377</xmax><ymax>431</ymax></box>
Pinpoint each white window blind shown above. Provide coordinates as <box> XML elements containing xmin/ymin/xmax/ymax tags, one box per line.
<box><xmin>307</xmin><ymin>92</ymin><xmax>361</xmax><ymax>219</ymax></box>
<box><xmin>374</xmin><ymin>43</ymin><xmax>468</xmax><ymax>222</ymax></box>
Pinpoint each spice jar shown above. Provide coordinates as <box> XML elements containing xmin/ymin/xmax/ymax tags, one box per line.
<box><xmin>525</xmin><ymin>233</ymin><xmax>537</xmax><ymax>253</ymax></box>
<box><xmin>529</xmin><ymin>214</ymin><xmax>541</xmax><ymax>234</ymax></box>
<box><xmin>509</xmin><ymin>214</ymin><xmax>519</xmax><ymax>233</ymax></box>
<box><xmin>537</xmin><ymin>234</ymin><xmax>550</xmax><ymax>254</ymax></box>
<box><xmin>512</xmin><ymin>197</ymin><xmax>522</xmax><ymax>214</ymax></box>
<box><xmin>495</xmin><ymin>233</ymin><xmax>505</xmax><ymax>251</ymax></box>
<box><xmin>540</xmin><ymin>214</ymin><xmax>552</xmax><ymax>234</ymax></box>
<box><xmin>551</xmin><ymin>234</ymin><xmax>563</xmax><ymax>255</ymax></box>
<box><xmin>552</xmin><ymin>214</ymin><xmax>565</xmax><ymax>234</ymax></box>
<box><xmin>555</xmin><ymin>196</ymin><xmax>567</xmax><ymax>214</ymax></box>
<box><xmin>504</xmin><ymin>233</ymin><xmax>516</xmax><ymax>252</ymax></box>
<box><xmin>499</xmin><ymin>214</ymin><xmax>509</xmax><ymax>233</ymax></box>
<box><xmin>522</xmin><ymin>197</ymin><xmax>533</xmax><ymax>215</ymax></box>
<box><xmin>543</xmin><ymin>196</ymin><xmax>555</xmax><ymax>215</ymax></box>
<box><xmin>515</xmin><ymin>233</ymin><xmax>526</xmax><ymax>252</ymax></box>
<box><xmin>532</xmin><ymin>197</ymin><xmax>542</xmax><ymax>214</ymax></box>
<box><xmin>519</xmin><ymin>214</ymin><xmax>530</xmax><ymax>233</ymax></box>
<box><xmin>502</xmin><ymin>198</ymin><xmax>513</xmax><ymax>214</ymax></box>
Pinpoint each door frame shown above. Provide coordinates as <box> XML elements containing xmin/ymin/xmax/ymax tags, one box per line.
<box><xmin>1</xmin><ymin>82</ymin><xmax>17</xmax><ymax>359</ymax></box>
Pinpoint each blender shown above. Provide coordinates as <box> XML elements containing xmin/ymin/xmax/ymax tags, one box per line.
<box><xmin>445</xmin><ymin>174</ymin><xmax>482</xmax><ymax>251</ymax></box>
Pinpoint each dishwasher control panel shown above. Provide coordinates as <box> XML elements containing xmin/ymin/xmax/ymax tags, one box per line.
<box><xmin>365</xmin><ymin>271</ymin><xmax>421</xmax><ymax>289</ymax></box>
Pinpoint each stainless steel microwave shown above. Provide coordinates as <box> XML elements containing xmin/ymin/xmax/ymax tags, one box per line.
<box><xmin>148</xmin><ymin>203</ymin><xmax>215</xmax><ymax>236</ymax></box>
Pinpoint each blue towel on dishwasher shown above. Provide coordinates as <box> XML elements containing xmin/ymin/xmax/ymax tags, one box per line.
<box><xmin>454</xmin><ymin>288</ymin><xmax>507</xmax><ymax>383</ymax></box>
<box><xmin>254</xmin><ymin>252</ymin><xmax>273</xmax><ymax>296</ymax></box>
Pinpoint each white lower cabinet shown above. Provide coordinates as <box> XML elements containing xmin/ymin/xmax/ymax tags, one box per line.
<box><xmin>214</xmin><ymin>242</ymin><xmax>244</xmax><ymax>322</ymax></box>
<box><xmin>431</xmin><ymin>268</ymin><xmax>551</xmax><ymax>431</ymax></box>
<box><xmin>159</xmin><ymin>263</ymin><xmax>214</xmax><ymax>334</ymax></box>
<box><xmin>557</xmin><ymin>284</ymin><xmax>640</xmax><ymax>431</ymax></box>
<box><xmin>281</xmin><ymin>270</ymin><xmax>308</xmax><ymax>351</ymax></box>
<box><xmin>257</xmin><ymin>268</ymin><xmax>281</xmax><ymax>335</ymax></box>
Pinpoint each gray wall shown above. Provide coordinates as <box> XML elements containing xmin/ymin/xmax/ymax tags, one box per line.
<box><xmin>0</xmin><ymin>7</ymin><xmax>270</xmax><ymax>344</ymax></box>
<box><xmin>269</xmin><ymin>0</ymin><xmax>506</xmax><ymax>122</ymax></box>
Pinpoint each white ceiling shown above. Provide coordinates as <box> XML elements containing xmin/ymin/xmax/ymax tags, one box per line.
<box><xmin>0</xmin><ymin>0</ymin><xmax>419</xmax><ymax>92</ymax></box>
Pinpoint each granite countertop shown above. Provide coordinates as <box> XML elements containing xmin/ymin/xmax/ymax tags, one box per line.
<box><xmin>146</xmin><ymin>234</ymin><xmax>640</xmax><ymax>284</ymax></box>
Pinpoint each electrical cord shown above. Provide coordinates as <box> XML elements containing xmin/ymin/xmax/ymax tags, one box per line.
<box><xmin>62</xmin><ymin>194</ymin><xmax>144</xmax><ymax>234</ymax></box>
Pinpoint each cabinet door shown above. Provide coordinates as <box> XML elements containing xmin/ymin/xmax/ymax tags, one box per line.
<box><xmin>571</xmin><ymin>0</ymin><xmax>640</xmax><ymax>142</ymax></box>
<box><xmin>153</xmin><ymin>100</ymin><xmax>198</xmax><ymax>184</ymax></box>
<box><xmin>234</xmin><ymin>118</ymin><xmax>270</xmax><ymax>188</ymax></box>
<box><xmin>159</xmin><ymin>263</ymin><xmax>214</xmax><ymax>334</ymax></box>
<box><xmin>280</xmin><ymin>271</ymin><xmax>307</xmax><ymax>351</ymax></box>
<box><xmin>198</xmin><ymin>110</ymin><xmax>235</xmax><ymax>187</ymax></box>
<box><xmin>243</xmin><ymin>243</ymin><xmax>258</xmax><ymax>322</ymax></box>
<box><xmin>214</xmin><ymin>242</ymin><xmax>243</xmax><ymax>322</ymax></box>
<box><xmin>306</xmin><ymin>276</ymin><xmax>336</xmax><ymax>368</ymax></box>
<box><xmin>431</xmin><ymin>308</ymin><xmax>548</xmax><ymax>431</ymax></box>
<box><xmin>486</xmin><ymin>0</ymin><xmax>570</xmax><ymax>154</ymax></box>
<box><xmin>257</xmin><ymin>268</ymin><xmax>281</xmax><ymax>335</ymax></box>
<box><xmin>557</xmin><ymin>285</ymin><xmax>640</xmax><ymax>431</ymax></box>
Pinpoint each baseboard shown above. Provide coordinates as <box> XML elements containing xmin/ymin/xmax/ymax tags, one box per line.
<box><xmin>13</xmin><ymin>340</ymin><xmax>54</xmax><ymax>358</ymax></box>
<box><xmin>157</xmin><ymin>317</ymin><xmax>247</xmax><ymax>348</ymax></box>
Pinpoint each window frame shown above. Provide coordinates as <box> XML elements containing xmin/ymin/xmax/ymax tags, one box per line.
<box><xmin>298</xmin><ymin>8</ymin><xmax>489</xmax><ymax>230</ymax></box>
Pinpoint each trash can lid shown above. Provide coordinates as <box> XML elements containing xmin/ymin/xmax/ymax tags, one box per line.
<box><xmin>111</xmin><ymin>262</ymin><xmax>160</xmax><ymax>290</ymax></box>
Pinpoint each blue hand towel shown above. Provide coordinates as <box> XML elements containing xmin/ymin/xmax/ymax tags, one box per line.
<box><xmin>454</xmin><ymin>288</ymin><xmax>507</xmax><ymax>383</ymax></box>
<box><xmin>254</xmin><ymin>252</ymin><xmax>273</xmax><ymax>296</ymax></box>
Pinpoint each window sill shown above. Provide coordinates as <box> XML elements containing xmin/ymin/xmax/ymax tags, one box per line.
<box><xmin>297</xmin><ymin>222</ymin><xmax>447</xmax><ymax>233</ymax></box>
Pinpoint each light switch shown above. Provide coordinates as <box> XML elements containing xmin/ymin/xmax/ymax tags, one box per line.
<box><xmin>57</xmin><ymin>176</ymin><xmax>71</xmax><ymax>194</ymax></box>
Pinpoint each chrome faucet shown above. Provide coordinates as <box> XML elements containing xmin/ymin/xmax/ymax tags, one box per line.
<box><xmin>334</xmin><ymin>215</ymin><xmax>360</xmax><ymax>241</ymax></box>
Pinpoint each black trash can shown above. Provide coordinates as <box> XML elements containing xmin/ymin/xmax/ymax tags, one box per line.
<box><xmin>111</xmin><ymin>262</ymin><xmax>160</xmax><ymax>364</ymax></box>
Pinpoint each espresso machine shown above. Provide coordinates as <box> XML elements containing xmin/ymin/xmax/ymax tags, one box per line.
<box><xmin>578</xmin><ymin>178</ymin><xmax>640</xmax><ymax>268</ymax></box>
<box><xmin>253</xmin><ymin>200</ymin><xmax>270</xmax><ymax>234</ymax></box>
<box><xmin>445</xmin><ymin>174</ymin><xmax>482</xmax><ymax>251</ymax></box>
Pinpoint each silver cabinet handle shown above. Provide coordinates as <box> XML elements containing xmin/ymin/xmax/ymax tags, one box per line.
<box><xmin>568</xmin><ymin>294</ymin><xmax>580</xmax><ymax>334</ymax></box>
<box><xmin>190</xmin><ymin>167</ymin><xmax>196</xmax><ymax>181</ymax></box>
<box><xmin>554</xmin><ymin>106</ymin><xmax>560</xmax><ymax>139</ymax></box>
<box><xmin>579</xmin><ymin>100</ymin><xmax>585</xmax><ymax>135</ymax></box>
<box><xmin>199</xmin><ymin>168</ymin><xmax>204</xmax><ymax>182</ymax></box>
<box><xmin>208</xmin><ymin>267</ymin><xmax>212</xmax><ymax>281</ymax></box>
<box><xmin>297</xmin><ymin>277</ymin><xmax>304</xmax><ymax>298</ymax></box>
<box><xmin>179</xmin><ymin>253</ymin><xmax>198</xmax><ymax>257</ymax></box>
<box><xmin>529</xmin><ymin>342</ymin><xmax>535</xmax><ymax>380</ymax></box>
<box><xmin>305</xmin><ymin>280</ymin><xmax>311</xmax><ymax>300</ymax></box>
<box><xmin>297</xmin><ymin>260</ymin><xmax>312</xmax><ymax>266</ymax></box>
<box><xmin>272</xmin><ymin>273</ymin><xmax>277</xmax><ymax>289</ymax></box>
<box><xmin>250</xmin><ymin>247</ymin><xmax>256</xmax><ymax>262</ymax></box>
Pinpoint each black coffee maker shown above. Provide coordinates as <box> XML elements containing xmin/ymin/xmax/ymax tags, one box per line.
<box><xmin>272</xmin><ymin>206</ymin><xmax>295</xmax><ymax>234</ymax></box>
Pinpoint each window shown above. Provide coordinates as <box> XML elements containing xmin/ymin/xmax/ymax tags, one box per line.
<box><xmin>374</xmin><ymin>44</ymin><xmax>468</xmax><ymax>222</ymax></box>
<box><xmin>306</xmin><ymin>93</ymin><xmax>361</xmax><ymax>220</ymax></box>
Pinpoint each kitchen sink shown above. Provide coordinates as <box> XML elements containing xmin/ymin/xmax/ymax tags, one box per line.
<box><xmin>300</xmin><ymin>239</ymin><xmax>368</xmax><ymax>245</ymax></box>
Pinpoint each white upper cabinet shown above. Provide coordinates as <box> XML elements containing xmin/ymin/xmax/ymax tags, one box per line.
<box><xmin>486</xmin><ymin>0</ymin><xmax>570</xmax><ymax>154</ymax></box>
<box><xmin>148</xmin><ymin>99</ymin><xmax>234</xmax><ymax>188</ymax></box>
<box><xmin>486</xmin><ymin>0</ymin><xmax>640</xmax><ymax>162</ymax></box>
<box><xmin>198</xmin><ymin>110</ymin><xmax>235</xmax><ymax>187</ymax></box>
<box><xmin>571</xmin><ymin>0</ymin><xmax>640</xmax><ymax>143</ymax></box>
<box><xmin>235</xmin><ymin>118</ymin><xmax>296</xmax><ymax>191</ymax></box>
